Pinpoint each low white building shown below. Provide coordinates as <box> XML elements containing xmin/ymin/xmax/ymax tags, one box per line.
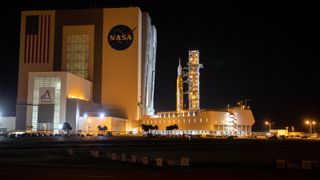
<box><xmin>143</xmin><ymin>107</ymin><xmax>255</xmax><ymax>136</ymax></box>
<box><xmin>25</xmin><ymin>71</ymin><xmax>127</xmax><ymax>134</ymax></box>
<box><xmin>0</xmin><ymin>117</ymin><xmax>16</xmax><ymax>133</ymax></box>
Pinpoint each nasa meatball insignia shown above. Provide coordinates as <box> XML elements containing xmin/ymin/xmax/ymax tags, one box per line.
<box><xmin>108</xmin><ymin>25</ymin><xmax>136</xmax><ymax>50</ymax></box>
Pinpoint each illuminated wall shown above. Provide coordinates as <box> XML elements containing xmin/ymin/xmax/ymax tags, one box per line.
<box><xmin>0</xmin><ymin>117</ymin><xmax>16</xmax><ymax>131</ymax></box>
<box><xmin>26</xmin><ymin>72</ymin><xmax>92</xmax><ymax>132</ymax></box>
<box><xmin>61</xmin><ymin>25</ymin><xmax>95</xmax><ymax>80</ymax></box>
<box><xmin>143</xmin><ymin>108</ymin><xmax>255</xmax><ymax>136</ymax></box>
<box><xmin>66</xmin><ymin>73</ymin><xmax>92</xmax><ymax>101</ymax></box>
<box><xmin>54</xmin><ymin>9</ymin><xmax>103</xmax><ymax>103</ymax></box>
<box><xmin>16</xmin><ymin>11</ymin><xmax>55</xmax><ymax>130</ymax></box>
<box><xmin>101</xmin><ymin>7</ymin><xmax>142</xmax><ymax>131</ymax></box>
<box><xmin>77</xmin><ymin>116</ymin><xmax>126</xmax><ymax>134</ymax></box>
<box><xmin>141</xmin><ymin>13</ymin><xmax>157</xmax><ymax>116</ymax></box>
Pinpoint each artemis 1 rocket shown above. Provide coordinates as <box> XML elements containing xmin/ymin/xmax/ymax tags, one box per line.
<box><xmin>176</xmin><ymin>59</ymin><xmax>184</xmax><ymax>112</ymax></box>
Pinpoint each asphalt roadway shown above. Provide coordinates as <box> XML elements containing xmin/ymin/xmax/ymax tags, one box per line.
<box><xmin>0</xmin><ymin>136</ymin><xmax>320</xmax><ymax>179</ymax></box>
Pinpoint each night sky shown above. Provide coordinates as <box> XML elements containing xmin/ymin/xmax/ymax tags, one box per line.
<box><xmin>0</xmin><ymin>0</ymin><xmax>319</xmax><ymax>131</ymax></box>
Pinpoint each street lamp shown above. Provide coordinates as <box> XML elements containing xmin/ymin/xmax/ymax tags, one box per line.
<box><xmin>87</xmin><ymin>118</ymin><xmax>91</xmax><ymax>134</ymax></box>
<box><xmin>305</xmin><ymin>120</ymin><xmax>316</xmax><ymax>135</ymax></box>
<box><xmin>265</xmin><ymin>121</ymin><xmax>273</xmax><ymax>132</ymax></box>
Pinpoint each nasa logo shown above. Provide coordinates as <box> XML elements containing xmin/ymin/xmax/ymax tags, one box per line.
<box><xmin>108</xmin><ymin>25</ymin><xmax>136</xmax><ymax>50</ymax></box>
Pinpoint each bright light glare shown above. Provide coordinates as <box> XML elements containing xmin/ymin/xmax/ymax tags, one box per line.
<box><xmin>132</xmin><ymin>128</ymin><xmax>138</xmax><ymax>135</ymax></box>
<box><xmin>99</xmin><ymin>113</ymin><xmax>105</xmax><ymax>118</ymax></box>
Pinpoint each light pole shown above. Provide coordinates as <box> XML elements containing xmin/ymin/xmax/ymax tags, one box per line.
<box><xmin>265</xmin><ymin>121</ymin><xmax>273</xmax><ymax>132</ymax></box>
<box><xmin>305</xmin><ymin>120</ymin><xmax>316</xmax><ymax>135</ymax></box>
<box><xmin>87</xmin><ymin>118</ymin><xmax>91</xmax><ymax>134</ymax></box>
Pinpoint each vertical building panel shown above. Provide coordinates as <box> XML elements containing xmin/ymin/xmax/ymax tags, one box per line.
<box><xmin>54</xmin><ymin>9</ymin><xmax>103</xmax><ymax>103</ymax></box>
<box><xmin>16</xmin><ymin>11</ymin><xmax>55</xmax><ymax>130</ymax></box>
<box><xmin>102</xmin><ymin>7</ymin><xmax>142</xmax><ymax>131</ymax></box>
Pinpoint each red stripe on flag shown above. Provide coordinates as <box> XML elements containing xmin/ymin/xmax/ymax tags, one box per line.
<box><xmin>25</xmin><ymin>35</ymin><xmax>29</xmax><ymax>63</ymax></box>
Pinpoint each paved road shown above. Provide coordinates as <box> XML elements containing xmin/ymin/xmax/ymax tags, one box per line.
<box><xmin>0</xmin><ymin>165</ymin><xmax>319</xmax><ymax>180</ymax></box>
<box><xmin>0</xmin><ymin>136</ymin><xmax>320</xmax><ymax>179</ymax></box>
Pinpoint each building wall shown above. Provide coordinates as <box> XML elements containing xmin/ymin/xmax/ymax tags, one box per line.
<box><xmin>16</xmin><ymin>10</ymin><xmax>55</xmax><ymax>130</ymax></box>
<box><xmin>66</xmin><ymin>98</ymin><xmax>127</xmax><ymax>133</ymax></box>
<box><xmin>65</xmin><ymin>73</ymin><xmax>93</xmax><ymax>132</ymax></box>
<box><xmin>141</xmin><ymin>13</ymin><xmax>157</xmax><ymax>116</ymax></box>
<box><xmin>65</xmin><ymin>99</ymin><xmax>77</xmax><ymax>132</ymax></box>
<box><xmin>54</xmin><ymin>9</ymin><xmax>103</xmax><ymax>103</ymax></box>
<box><xmin>228</xmin><ymin>108</ymin><xmax>255</xmax><ymax>125</ymax></box>
<box><xmin>61</xmin><ymin>25</ymin><xmax>95</xmax><ymax>80</ymax></box>
<box><xmin>78</xmin><ymin>116</ymin><xmax>126</xmax><ymax>133</ymax></box>
<box><xmin>101</xmin><ymin>7</ymin><xmax>142</xmax><ymax>131</ymax></box>
<box><xmin>66</xmin><ymin>73</ymin><xmax>92</xmax><ymax>101</ymax></box>
<box><xmin>27</xmin><ymin>72</ymin><xmax>65</xmax><ymax>132</ymax></box>
<box><xmin>0</xmin><ymin>117</ymin><xmax>16</xmax><ymax>131</ymax></box>
<box><xmin>143</xmin><ymin>109</ymin><xmax>255</xmax><ymax>136</ymax></box>
<box><xmin>27</xmin><ymin>72</ymin><xmax>93</xmax><ymax>132</ymax></box>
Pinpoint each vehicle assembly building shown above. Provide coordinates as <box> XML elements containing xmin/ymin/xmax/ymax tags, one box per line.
<box><xmin>8</xmin><ymin>6</ymin><xmax>254</xmax><ymax>135</ymax></box>
<box><xmin>15</xmin><ymin>7</ymin><xmax>157</xmax><ymax>133</ymax></box>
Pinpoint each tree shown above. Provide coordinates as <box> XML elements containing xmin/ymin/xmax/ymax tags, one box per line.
<box><xmin>141</xmin><ymin>124</ymin><xmax>152</xmax><ymax>131</ymax></box>
<box><xmin>141</xmin><ymin>124</ymin><xmax>147</xmax><ymax>131</ymax></box>
<box><xmin>97</xmin><ymin>125</ymin><xmax>102</xmax><ymax>135</ymax></box>
<box><xmin>141</xmin><ymin>124</ymin><xmax>158</xmax><ymax>132</ymax></box>
<box><xmin>97</xmin><ymin>125</ymin><xmax>102</xmax><ymax>131</ymax></box>
<box><xmin>62</xmin><ymin>122</ymin><xmax>72</xmax><ymax>135</ymax></box>
<box><xmin>102</xmin><ymin>126</ymin><xmax>108</xmax><ymax>135</ymax></box>
<box><xmin>166</xmin><ymin>124</ymin><xmax>179</xmax><ymax>131</ymax></box>
<box><xmin>97</xmin><ymin>125</ymin><xmax>108</xmax><ymax>135</ymax></box>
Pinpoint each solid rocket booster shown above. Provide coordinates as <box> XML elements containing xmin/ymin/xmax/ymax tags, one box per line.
<box><xmin>176</xmin><ymin>59</ymin><xmax>184</xmax><ymax>112</ymax></box>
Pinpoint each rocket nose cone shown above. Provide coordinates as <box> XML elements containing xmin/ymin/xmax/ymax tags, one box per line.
<box><xmin>177</xmin><ymin>58</ymin><xmax>182</xmax><ymax>75</ymax></box>
<box><xmin>177</xmin><ymin>66</ymin><xmax>182</xmax><ymax>75</ymax></box>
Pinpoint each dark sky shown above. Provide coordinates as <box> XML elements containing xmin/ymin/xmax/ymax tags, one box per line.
<box><xmin>0</xmin><ymin>0</ymin><xmax>319</xmax><ymax>131</ymax></box>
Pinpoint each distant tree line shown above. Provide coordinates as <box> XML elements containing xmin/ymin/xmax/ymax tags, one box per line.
<box><xmin>141</xmin><ymin>124</ymin><xmax>179</xmax><ymax>131</ymax></box>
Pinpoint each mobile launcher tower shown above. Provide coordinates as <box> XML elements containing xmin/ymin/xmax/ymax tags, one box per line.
<box><xmin>187</xmin><ymin>50</ymin><xmax>203</xmax><ymax>110</ymax></box>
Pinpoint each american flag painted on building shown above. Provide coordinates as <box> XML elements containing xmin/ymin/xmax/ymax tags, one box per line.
<box><xmin>24</xmin><ymin>14</ymin><xmax>51</xmax><ymax>63</ymax></box>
